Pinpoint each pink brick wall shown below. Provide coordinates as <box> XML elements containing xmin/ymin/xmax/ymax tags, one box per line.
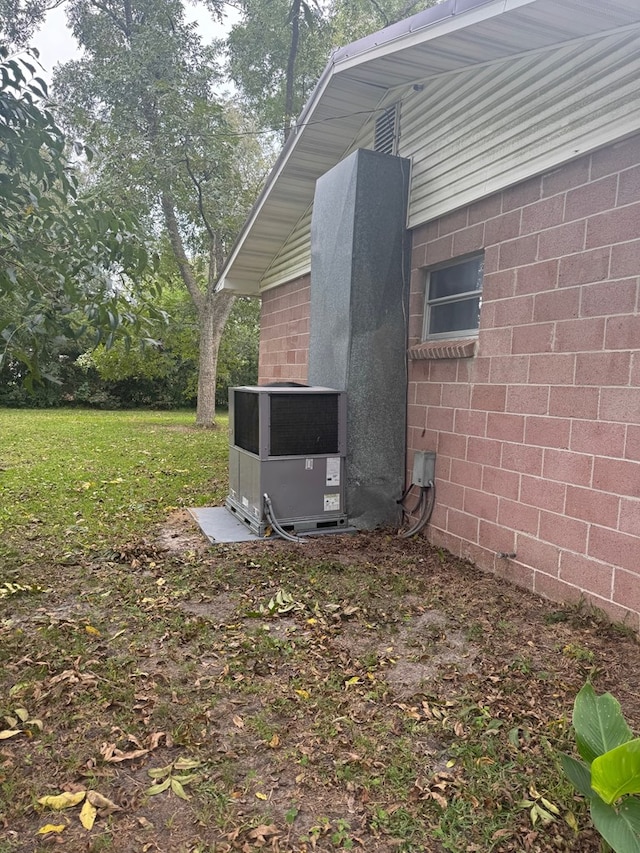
<box><xmin>258</xmin><ymin>275</ymin><xmax>310</xmax><ymax>384</ymax></box>
<box><xmin>408</xmin><ymin>133</ymin><xmax>640</xmax><ymax>632</ymax></box>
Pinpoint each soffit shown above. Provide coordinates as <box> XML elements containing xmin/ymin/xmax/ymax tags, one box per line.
<box><xmin>218</xmin><ymin>0</ymin><xmax>640</xmax><ymax>295</ymax></box>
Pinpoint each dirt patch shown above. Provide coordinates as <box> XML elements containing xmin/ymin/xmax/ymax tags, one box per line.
<box><xmin>155</xmin><ymin>509</ymin><xmax>209</xmax><ymax>554</ymax></box>
<box><xmin>178</xmin><ymin>591</ymin><xmax>241</xmax><ymax>624</ymax></box>
<box><xmin>333</xmin><ymin>609</ymin><xmax>477</xmax><ymax>698</ymax></box>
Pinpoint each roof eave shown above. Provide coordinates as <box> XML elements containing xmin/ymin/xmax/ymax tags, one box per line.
<box><xmin>217</xmin><ymin>0</ymin><xmax>510</xmax><ymax>295</ymax></box>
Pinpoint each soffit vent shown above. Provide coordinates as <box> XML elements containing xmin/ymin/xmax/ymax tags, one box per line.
<box><xmin>374</xmin><ymin>104</ymin><xmax>399</xmax><ymax>155</ymax></box>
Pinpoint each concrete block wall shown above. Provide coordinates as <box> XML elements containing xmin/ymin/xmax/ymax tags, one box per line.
<box><xmin>408</xmin><ymin>133</ymin><xmax>640</xmax><ymax>631</ymax></box>
<box><xmin>258</xmin><ymin>274</ymin><xmax>310</xmax><ymax>384</ymax></box>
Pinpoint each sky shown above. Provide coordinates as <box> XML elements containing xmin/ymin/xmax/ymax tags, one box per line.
<box><xmin>32</xmin><ymin>2</ymin><xmax>239</xmax><ymax>81</ymax></box>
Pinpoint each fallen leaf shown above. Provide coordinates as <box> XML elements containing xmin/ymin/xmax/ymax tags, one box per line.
<box><xmin>38</xmin><ymin>791</ymin><xmax>86</xmax><ymax>810</ymax></box>
<box><xmin>0</xmin><ymin>730</ymin><xmax>21</xmax><ymax>739</ymax></box>
<box><xmin>146</xmin><ymin>778</ymin><xmax>171</xmax><ymax>796</ymax></box>
<box><xmin>170</xmin><ymin>778</ymin><xmax>190</xmax><ymax>800</ymax></box>
<box><xmin>249</xmin><ymin>824</ymin><xmax>279</xmax><ymax>842</ymax></box>
<box><xmin>565</xmin><ymin>811</ymin><xmax>579</xmax><ymax>831</ymax></box>
<box><xmin>148</xmin><ymin>763</ymin><xmax>173</xmax><ymax>779</ymax></box>
<box><xmin>491</xmin><ymin>829</ymin><xmax>513</xmax><ymax>840</ymax></box>
<box><xmin>430</xmin><ymin>791</ymin><xmax>448</xmax><ymax>809</ymax></box>
<box><xmin>147</xmin><ymin>731</ymin><xmax>166</xmax><ymax>750</ymax></box>
<box><xmin>79</xmin><ymin>799</ymin><xmax>97</xmax><ymax>830</ymax></box>
<box><xmin>232</xmin><ymin>715</ymin><xmax>244</xmax><ymax>728</ymax></box>
<box><xmin>173</xmin><ymin>757</ymin><xmax>200</xmax><ymax>771</ymax></box>
<box><xmin>85</xmin><ymin>625</ymin><xmax>101</xmax><ymax>637</ymax></box>
<box><xmin>100</xmin><ymin>742</ymin><xmax>148</xmax><ymax>762</ymax></box>
<box><xmin>87</xmin><ymin>791</ymin><xmax>120</xmax><ymax>812</ymax></box>
<box><xmin>268</xmin><ymin>734</ymin><xmax>280</xmax><ymax>748</ymax></box>
<box><xmin>37</xmin><ymin>823</ymin><xmax>66</xmax><ymax>835</ymax></box>
<box><xmin>295</xmin><ymin>689</ymin><xmax>310</xmax><ymax>700</ymax></box>
<box><xmin>255</xmin><ymin>791</ymin><xmax>268</xmax><ymax>800</ymax></box>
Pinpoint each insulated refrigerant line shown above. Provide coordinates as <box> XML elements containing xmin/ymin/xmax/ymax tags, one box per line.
<box><xmin>263</xmin><ymin>492</ymin><xmax>307</xmax><ymax>544</ymax></box>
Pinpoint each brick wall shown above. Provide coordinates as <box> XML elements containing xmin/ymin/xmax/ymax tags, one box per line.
<box><xmin>258</xmin><ymin>274</ymin><xmax>310</xmax><ymax>385</ymax></box>
<box><xmin>408</xmin><ymin>133</ymin><xmax>640</xmax><ymax>631</ymax></box>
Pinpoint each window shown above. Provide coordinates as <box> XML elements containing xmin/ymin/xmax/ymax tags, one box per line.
<box><xmin>422</xmin><ymin>255</ymin><xmax>484</xmax><ymax>341</ymax></box>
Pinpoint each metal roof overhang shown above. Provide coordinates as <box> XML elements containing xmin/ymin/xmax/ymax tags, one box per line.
<box><xmin>218</xmin><ymin>0</ymin><xmax>640</xmax><ymax>295</ymax></box>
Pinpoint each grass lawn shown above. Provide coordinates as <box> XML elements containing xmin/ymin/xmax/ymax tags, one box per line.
<box><xmin>0</xmin><ymin>408</ymin><xmax>637</xmax><ymax>853</ymax></box>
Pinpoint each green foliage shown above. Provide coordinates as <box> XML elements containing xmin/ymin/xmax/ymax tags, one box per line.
<box><xmin>86</xmin><ymin>287</ymin><xmax>257</xmax><ymax>409</ymax></box>
<box><xmin>0</xmin><ymin>282</ymin><xmax>258</xmax><ymax>409</ymax></box>
<box><xmin>55</xmin><ymin>0</ymin><xmax>263</xmax><ymax>261</ymax></box>
<box><xmin>54</xmin><ymin>0</ymin><xmax>266</xmax><ymax>424</ymax></box>
<box><xmin>573</xmin><ymin>681</ymin><xmax>633</xmax><ymax>764</ymax></box>
<box><xmin>0</xmin><ymin>46</ymin><xmax>155</xmax><ymax>384</ymax></box>
<box><xmin>561</xmin><ymin>682</ymin><xmax>640</xmax><ymax>852</ymax></box>
<box><xmin>0</xmin><ymin>0</ymin><xmax>50</xmax><ymax>46</ymax></box>
<box><xmin>227</xmin><ymin>0</ymin><xmax>437</xmax><ymax>136</ymax></box>
<box><xmin>593</xmin><ymin>742</ymin><xmax>640</xmax><ymax>806</ymax></box>
<box><xmin>216</xmin><ymin>297</ymin><xmax>259</xmax><ymax>405</ymax></box>
<box><xmin>227</xmin><ymin>0</ymin><xmax>331</xmax><ymax>135</ymax></box>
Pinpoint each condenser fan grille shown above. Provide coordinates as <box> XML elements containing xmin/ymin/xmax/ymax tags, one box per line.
<box><xmin>233</xmin><ymin>391</ymin><xmax>260</xmax><ymax>454</ymax></box>
<box><xmin>270</xmin><ymin>393</ymin><xmax>339</xmax><ymax>456</ymax></box>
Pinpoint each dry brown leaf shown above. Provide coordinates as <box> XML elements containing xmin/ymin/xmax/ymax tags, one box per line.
<box><xmin>87</xmin><ymin>791</ymin><xmax>120</xmax><ymax>812</ymax></box>
<box><xmin>100</xmin><ymin>742</ymin><xmax>149</xmax><ymax>763</ymax></box>
<box><xmin>248</xmin><ymin>824</ymin><xmax>280</xmax><ymax>843</ymax></box>
<box><xmin>430</xmin><ymin>791</ymin><xmax>448</xmax><ymax>808</ymax></box>
<box><xmin>147</xmin><ymin>731</ymin><xmax>165</xmax><ymax>750</ymax></box>
<box><xmin>232</xmin><ymin>715</ymin><xmax>244</xmax><ymax>728</ymax></box>
<box><xmin>62</xmin><ymin>782</ymin><xmax>87</xmax><ymax>794</ymax></box>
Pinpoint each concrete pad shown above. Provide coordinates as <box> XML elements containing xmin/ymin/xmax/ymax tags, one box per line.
<box><xmin>188</xmin><ymin>506</ymin><xmax>261</xmax><ymax>543</ymax></box>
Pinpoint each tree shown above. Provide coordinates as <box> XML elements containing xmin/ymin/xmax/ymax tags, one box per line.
<box><xmin>85</xmin><ymin>287</ymin><xmax>259</xmax><ymax>409</ymax></box>
<box><xmin>0</xmin><ymin>46</ymin><xmax>154</xmax><ymax>384</ymax></box>
<box><xmin>0</xmin><ymin>0</ymin><xmax>63</xmax><ymax>47</ymax></box>
<box><xmin>227</xmin><ymin>0</ymin><xmax>331</xmax><ymax>139</ymax></box>
<box><xmin>227</xmin><ymin>0</ymin><xmax>437</xmax><ymax>139</ymax></box>
<box><xmin>54</xmin><ymin>0</ymin><xmax>264</xmax><ymax>426</ymax></box>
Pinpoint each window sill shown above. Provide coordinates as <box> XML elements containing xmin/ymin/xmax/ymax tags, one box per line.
<box><xmin>408</xmin><ymin>337</ymin><xmax>478</xmax><ymax>360</ymax></box>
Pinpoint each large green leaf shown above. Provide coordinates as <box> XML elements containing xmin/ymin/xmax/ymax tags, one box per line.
<box><xmin>573</xmin><ymin>683</ymin><xmax>633</xmax><ymax>763</ymax></box>
<box><xmin>591</xmin><ymin>795</ymin><xmax>640</xmax><ymax>853</ymax></box>
<box><xmin>560</xmin><ymin>752</ymin><xmax>595</xmax><ymax>798</ymax></box>
<box><xmin>592</xmin><ymin>740</ymin><xmax>640</xmax><ymax>805</ymax></box>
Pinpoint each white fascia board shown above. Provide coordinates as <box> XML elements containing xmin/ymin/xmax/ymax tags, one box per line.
<box><xmin>331</xmin><ymin>0</ymin><xmax>537</xmax><ymax>72</ymax></box>
<box><xmin>217</xmin><ymin>61</ymin><xmax>338</xmax><ymax>293</ymax></box>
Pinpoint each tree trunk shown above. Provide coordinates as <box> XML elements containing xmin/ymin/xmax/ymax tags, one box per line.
<box><xmin>162</xmin><ymin>192</ymin><xmax>236</xmax><ymax>427</ymax></box>
<box><xmin>196</xmin><ymin>288</ymin><xmax>235</xmax><ymax>427</ymax></box>
<box><xmin>283</xmin><ymin>0</ymin><xmax>300</xmax><ymax>142</ymax></box>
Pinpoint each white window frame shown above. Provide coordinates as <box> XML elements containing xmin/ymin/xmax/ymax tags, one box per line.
<box><xmin>422</xmin><ymin>254</ymin><xmax>484</xmax><ymax>342</ymax></box>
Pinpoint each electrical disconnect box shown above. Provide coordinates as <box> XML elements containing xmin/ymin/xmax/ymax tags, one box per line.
<box><xmin>226</xmin><ymin>385</ymin><xmax>348</xmax><ymax>536</ymax></box>
<box><xmin>412</xmin><ymin>450</ymin><xmax>436</xmax><ymax>487</ymax></box>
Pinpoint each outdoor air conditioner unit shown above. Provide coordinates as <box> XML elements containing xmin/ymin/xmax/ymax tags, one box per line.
<box><xmin>226</xmin><ymin>385</ymin><xmax>348</xmax><ymax>537</ymax></box>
